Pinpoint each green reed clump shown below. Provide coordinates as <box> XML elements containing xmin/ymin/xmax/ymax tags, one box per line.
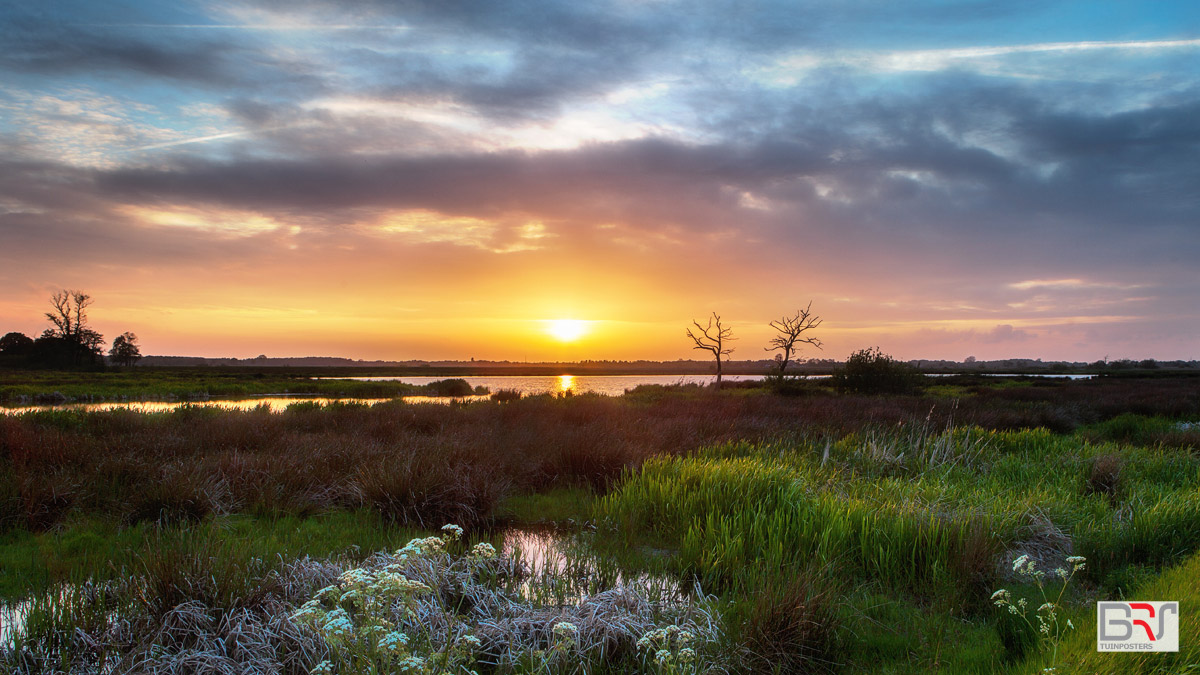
<box><xmin>1075</xmin><ymin>486</ymin><xmax>1200</xmax><ymax>580</ymax></box>
<box><xmin>596</xmin><ymin>450</ymin><xmax>1002</xmax><ymax>596</ymax></box>
<box><xmin>729</xmin><ymin>563</ymin><xmax>843</xmax><ymax>674</ymax></box>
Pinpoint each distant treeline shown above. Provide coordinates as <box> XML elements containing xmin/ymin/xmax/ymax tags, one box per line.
<box><xmin>123</xmin><ymin>355</ymin><xmax>1199</xmax><ymax>376</ymax></box>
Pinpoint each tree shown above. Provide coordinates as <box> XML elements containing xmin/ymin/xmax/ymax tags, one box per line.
<box><xmin>0</xmin><ymin>331</ymin><xmax>35</xmax><ymax>367</ymax></box>
<box><xmin>41</xmin><ymin>289</ymin><xmax>103</xmax><ymax>366</ymax></box>
<box><xmin>109</xmin><ymin>332</ymin><xmax>142</xmax><ymax>367</ymax></box>
<box><xmin>686</xmin><ymin>312</ymin><xmax>736</xmax><ymax>386</ymax></box>
<box><xmin>832</xmin><ymin>347</ymin><xmax>925</xmax><ymax>394</ymax></box>
<box><xmin>0</xmin><ymin>332</ymin><xmax>34</xmax><ymax>355</ymax></box>
<box><xmin>765</xmin><ymin>302</ymin><xmax>823</xmax><ymax>373</ymax></box>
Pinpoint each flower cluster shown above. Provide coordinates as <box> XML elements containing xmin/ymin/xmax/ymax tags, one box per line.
<box><xmin>992</xmin><ymin>554</ymin><xmax>1086</xmax><ymax>670</ymax></box>
<box><xmin>377</xmin><ymin>631</ymin><xmax>410</xmax><ymax>655</ymax></box>
<box><xmin>638</xmin><ymin>625</ymin><xmax>698</xmax><ymax>673</ymax></box>
<box><xmin>292</xmin><ymin>524</ymin><xmax>482</xmax><ymax>675</ymax></box>
<box><xmin>291</xmin><ymin>522</ymin><xmax>717</xmax><ymax>675</ymax></box>
<box><xmin>470</xmin><ymin>542</ymin><xmax>497</xmax><ymax>559</ymax></box>
<box><xmin>552</xmin><ymin>622</ymin><xmax>578</xmax><ymax>639</ymax></box>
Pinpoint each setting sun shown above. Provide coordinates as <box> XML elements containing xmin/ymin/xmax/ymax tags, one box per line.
<box><xmin>546</xmin><ymin>319</ymin><xmax>588</xmax><ymax>342</ymax></box>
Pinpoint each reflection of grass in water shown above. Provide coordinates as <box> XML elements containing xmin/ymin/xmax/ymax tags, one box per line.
<box><xmin>501</xmin><ymin>526</ymin><xmax>684</xmax><ymax>608</ymax></box>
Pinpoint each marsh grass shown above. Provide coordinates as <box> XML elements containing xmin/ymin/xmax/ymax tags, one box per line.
<box><xmin>1023</xmin><ymin>551</ymin><xmax>1200</xmax><ymax>674</ymax></box>
<box><xmin>731</xmin><ymin>564</ymin><xmax>842</xmax><ymax>673</ymax></box>
<box><xmin>0</xmin><ymin>512</ymin><xmax>420</xmax><ymax>600</ymax></box>
<box><xmin>597</xmin><ymin>423</ymin><xmax>1200</xmax><ymax>671</ymax></box>
<box><xmin>0</xmin><ymin>369</ymin><xmax>478</xmax><ymax>404</ymax></box>
<box><xmin>3</xmin><ymin>378</ymin><xmax>1200</xmax><ymax>673</ymax></box>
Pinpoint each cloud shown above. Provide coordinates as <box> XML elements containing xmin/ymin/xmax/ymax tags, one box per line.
<box><xmin>2</xmin><ymin>0</ymin><xmax>1198</xmax><ymax>359</ymax></box>
<box><xmin>983</xmin><ymin>324</ymin><xmax>1033</xmax><ymax>343</ymax></box>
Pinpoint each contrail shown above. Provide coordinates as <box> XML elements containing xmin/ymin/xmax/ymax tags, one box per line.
<box><xmin>82</xmin><ymin>23</ymin><xmax>411</xmax><ymax>31</ymax></box>
<box><xmin>771</xmin><ymin>38</ymin><xmax>1200</xmax><ymax>77</ymax></box>
<box><xmin>127</xmin><ymin>130</ymin><xmax>252</xmax><ymax>152</ymax></box>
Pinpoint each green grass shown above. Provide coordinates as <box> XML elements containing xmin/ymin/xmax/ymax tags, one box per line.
<box><xmin>0</xmin><ymin>368</ymin><xmax>486</xmax><ymax>403</ymax></box>
<box><xmin>497</xmin><ymin>486</ymin><xmax>596</xmax><ymax>526</ymax></box>
<box><xmin>594</xmin><ymin>425</ymin><xmax>1200</xmax><ymax>671</ymax></box>
<box><xmin>3</xmin><ymin>381</ymin><xmax>1199</xmax><ymax>672</ymax></box>
<box><xmin>0</xmin><ymin>510</ymin><xmax>419</xmax><ymax>600</ymax></box>
<box><xmin>1016</xmin><ymin>551</ymin><xmax>1200</xmax><ymax>674</ymax></box>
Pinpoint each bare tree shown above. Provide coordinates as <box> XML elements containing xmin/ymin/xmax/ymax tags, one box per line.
<box><xmin>45</xmin><ymin>290</ymin><xmax>93</xmax><ymax>343</ymax></box>
<box><xmin>44</xmin><ymin>289</ymin><xmax>103</xmax><ymax>366</ymax></box>
<box><xmin>766</xmin><ymin>302</ymin><xmax>823</xmax><ymax>373</ymax></box>
<box><xmin>686</xmin><ymin>312</ymin><xmax>736</xmax><ymax>386</ymax></box>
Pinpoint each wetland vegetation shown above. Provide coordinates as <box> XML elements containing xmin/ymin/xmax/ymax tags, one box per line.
<box><xmin>1</xmin><ymin>374</ymin><xmax>1198</xmax><ymax>673</ymax></box>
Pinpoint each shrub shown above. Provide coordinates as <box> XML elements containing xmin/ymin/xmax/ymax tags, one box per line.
<box><xmin>831</xmin><ymin>348</ymin><xmax>925</xmax><ymax>395</ymax></box>
<box><xmin>1083</xmin><ymin>453</ymin><xmax>1124</xmax><ymax>504</ymax></box>
<box><xmin>425</xmin><ymin>378</ymin><xmax>475</xmax><ymax>397</ymax></box>
<box><xmin>764</xmin><ymin>373</ymin><xmax>818</xmax><ymax>396</ymax></box>
<box><xmin>737</xmin><ymin>568</ymin><xmax>841</xmax><ymax>673</ymax></box>
<box><xmin>490</xmin><ymin>389</ymin><xmax>522</xmax><ymax>403</ymax></box>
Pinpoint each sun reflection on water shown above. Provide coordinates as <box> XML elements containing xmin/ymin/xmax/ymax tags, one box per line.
<box><xmin>557</xmin><ymin>374</ymin><xmax>575</xmax><ymax>394</ymax></box>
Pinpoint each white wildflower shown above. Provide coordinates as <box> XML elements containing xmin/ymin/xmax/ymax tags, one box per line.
<box><xmin>553</xmin><ymin>622</ymin><xmax>579</xmax><ymax>638</ymax></box>
<box><xmin>310</xmin><ymin>661</ymin><xmax>334</xmax><ymax>675</ymax></box>
<box><xmin>470</xmin><ymin>542</ymin><xmax>497</xmax><ymax>559</ymax></box>
<box><xmin>339</xmin><ymin>568</ymin><xmax>374</xmax><ymax>588</ymax></box>
<box><xmin>322</xmin><ymin>612</ymin><xmax>353</xmax><ymax>642</ymax></box>
<box><xmin>441</xmin><ymin>523</ymin><xmax>464</xmax><ymax>540</ymax></box>
<box><xmin>1012</xmin><ymin>554</ymin><xmax>1030</xmax><ymax>572</ymax></box>
<box><xmin>397</xmin><ymin>655</ymin><xmax>426</xmax><ymax>672</ymax></box>
<box><xmin>291</xmin><ymin>600</ymin><xmax>326</xmax><ymax>624</ymax></box>
<box><xmin>378</xmin><ymin>631</ymin><xmax>410</xmax><ymax>655</ymax></box>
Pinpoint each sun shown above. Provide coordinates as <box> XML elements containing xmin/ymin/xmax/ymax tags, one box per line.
<box><xmin>546</xmin><ymin>319</ymin><xmax>588</xmax><ymax>342</ymax></box>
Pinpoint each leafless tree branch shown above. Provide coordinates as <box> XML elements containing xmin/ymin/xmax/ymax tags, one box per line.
<box><xmin>686</xmin><ymin>312</ymin><xmax>736</xmax><ymax>385</ymax></box>
<box><xmin>765</xmin><ymin>301</ymin><xmax>823</xmax><ymax>373</ymax></box>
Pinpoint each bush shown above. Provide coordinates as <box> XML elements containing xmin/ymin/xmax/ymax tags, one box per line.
<box><xmin>426</xmin><ymin>378</ymin><xmax>475</xmax><ymax>397</ymax></box>
<box><xmin>737</xmin><ymin>568</ymin><xmax>841</xmax><ymax>673</ymax></box>
<box><xmin>831</xmin><ymin>347</ymin><xmax>925</xmax><ymax>395</ymax></box>
<box><xmin>1083</xmin><ymin>453</ymin><xmax>1124</xmax><ymax>504</ymax></box>
<box><xmin>764</xmin><ymin>373</ymin><xmax>818</xmax><ymax>396</ymax></box>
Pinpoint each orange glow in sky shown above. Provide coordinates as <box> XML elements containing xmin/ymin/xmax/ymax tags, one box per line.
<box><xmin>1</xmin><ymin>3</ymin><xmax>1196</xmax><ymax>363</ymax></box>
<box><xmin>545</xmin><ymin>320</ymin><xmax>589</xmax><ymax>342</ymax></box>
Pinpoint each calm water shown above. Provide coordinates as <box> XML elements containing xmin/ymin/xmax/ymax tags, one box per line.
<box><xmin>319</xmin><ymin>373</ymin><xmax>770</xmax><ymax>396</ymax></box>
<box><xmin>0</xmin><ymin>374</ymin><xmax>755</xmax><ymax>415</ymax></box>
<box><xmin>0</xmin><ymin>372</ymin><xmax>1091</xmax><ymax>415</ymax></box>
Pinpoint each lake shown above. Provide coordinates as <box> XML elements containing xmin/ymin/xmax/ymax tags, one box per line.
<box><xmin>0</xmin><ymin>374</ymin><xmax>762</xmax><ymax>414</ymax></box>
<box><xmin>0</xmin><ymin>372</ymin><xmax>1092</xmax><ymax>415</ymax></box>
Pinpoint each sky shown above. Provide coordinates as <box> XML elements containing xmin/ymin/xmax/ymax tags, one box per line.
<box><xmin>1</xmin><ymin>1</ymin><xmax>1197</xmax><ymax>362</ymax></box>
